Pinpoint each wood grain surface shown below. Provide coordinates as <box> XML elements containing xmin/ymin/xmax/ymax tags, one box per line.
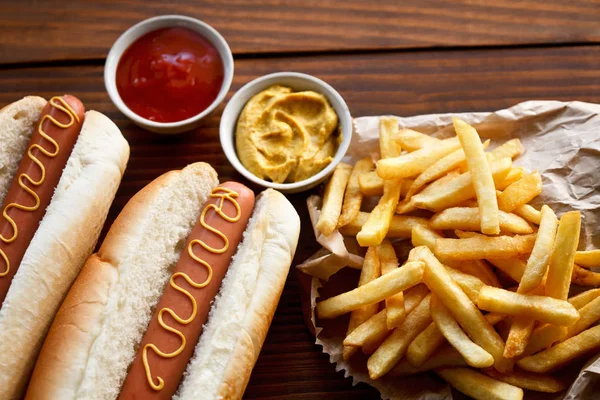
<box><xmin>1</xmin><ymin>43</ymin><xmax>599</xmax><ymax>398</ymax></box>
<box><xmin>1</xmin><ymin>0</ymin><xmax>600</xmax><ymax>64</ymax></box>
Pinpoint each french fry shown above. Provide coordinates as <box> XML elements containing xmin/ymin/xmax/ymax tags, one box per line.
<box><xmin>367</xmin><ymin>294</ymin><xmax>432</xmax><ymax>379</ymax></box>
<box><xmin>316</xmin><ymin>163</ymin><xmax>352</xmax><ymax>235</ymax></box>
<box><xmin>487</xmin><ymin>258</ymin><xmax>526</xmax><ymax>282</ymax></box>
<box><xmin>406</xmin><ymin>321</ymin><xmax>446</xmax><ymax>367</ymax></box>
<box><xmin>447</xmin><ymin>261</ymin><xmax>498</xmax><ymax>288</ymax></box>
<box><xmin>497</xmin><ymin>171</ymin><xmax>542</xmax><ymax>212</ymax></box>
<box><xmin>401</xmin><ymin>170</ymin><xmax>460</xmax><ymax>213</ymax></box>
<box><xmin>401</xmin><ymin>180</ymin><xmax>414</xmax><ymax>197</ymax></box>
<box><xmin>362</xmin><ymin>290</ymin><xmax>429</xmax><ymax>354</ymax></box>
<box><xmin>452</xmin><ymin>229</ymin><xmax>482</xmax><ymax>239</ymax></box>
<box><xmin>400</xmin><ymin>283</ymin><xmax>432</xmax><ymax>313</ymax></box>
<box><xmin>429</xmin><ymin>207</ymin><xmax>533</xmax><ymax>234</ymax></box>
<box><xmin>496</xmin><ymin>167</ymin><xmax>526</xmax><ymax>190</ymax></box>
<box><xmin>378</xmin><ymin>239</ymin><xmax>399</xmax><ymax>274</ymax></box>
<box><xmin>504</xmin><ymin>318</ymin><xmax>535</xmax><ymax>359</ymax></box>
<box><xmin>339</xmin><ymin>212</ymin><xmax>427</xmax><ymax>238</ymax></box>
<box><xmin>343</xmin><ymin>247</ymin><xmax>381</xmax><ymax>360</ymax></box>
<box><xmin>376</xmin><ymin>137</ymin><xmax>461</xmax><ymax>180</ymax></box>
<box><xmin>504</xmin><ymin>210</ymin><xmax>554</xmax><ymax>357</ymax></box>
<box><xmin>358</xmin><ymin>171</ymin><xmax>412</xmax><ymax>197</ymax></box>
<box><xmin>522</xmin><ymin>324</ymin><xmax>568</xmax><ymax>357</ymax></box>
<box><xmin>486</xmin><ymin>313</ymin><xmax>509</xmax><ymax>326</ymax></box>
<box><xmin>575</xmin><ymin>250</ymin><xmax>600</xmax><ymax>269</ymax></box>
<box><xmin>394</xmin><ymin>128</ymin><xmax>441</xmax><ymax>152</ymax></box>
<box><xmin>423</xmin><ymin>169</ymin><xmax>461</xmax><ymax>190</ymax></box>
<box><xmin>565</xmin><ymin>294</ymin><xmax>600</xmax><ymax>339</ymax></box>
<box><xmin>490</xmin><ymin>138</ymin><xmax>524</xmax><ymax>160</ymax></box>
<box><xmin>453</xmin><ymin>230</ymin><xmax>530</xmax><ymax>282</ymax></box>
<box><xmin>346</xmin><ymin>284</ymin><xmax>430</xmax><ymax>352</ymax></box>
<box><xmin>358</xmin><ymin>170</ymin><xmax>384</xmax><ymax>196</ymax></box>
<box><xmin>446</xmin><ymin>268</ymin><xmax>486</xmax><ymax>303</ymax></box>
<box><xmin>571</xmin><ymin>264</ymin><xmax>600</xmax><ymax>287</ymax></box>
<box><xmin>515</xmin><ymin>273</ymin><xmax>600</xmax><ymax>357</ymax></box>
<box><xmin>518</xmin><ymin>325</ymin><xmax>600</xmax><ymax>373</ymax></box>
<box><xmin>316</xmin><ymin>261</ymin><xmax>424</xmax><ymax>319</ymax></box>
<box><xmin>569</xmin><ymin>288</ymin><xmax>600</xmax><ymax>309</ymax></box>
<box><xmin>477</xmin><ymin>286</ymin><xmax>580</xmax><ymax>326</ymax></box>
<box><xmin>502</xmin><ymin>273</ymin><xmax>547</xmax><ymax>358</ymax></box>
<box><xmin>502</xmin><ymin>321</ymin><xmax>527</xmax><ymax>349</ymax></box>
<box><xmin>435</xmin><ymin>234</ymin><xmax>536</xmax><ymax>261</ymax></box>
<box><xmin>343</xmin><ymin>309</ymin><xmax>389</xmax><ymax>348</ymax></box>
<box><xmin>338</xmin><ymin>158</ymin><xmax>373</xmax><ymax>227</ymax></box>
<box><xmin>545</xmin><ymin>211</ymin><xmax>581</xmax><ymax>300</ymax></box>
<box><xmin>436</xmin><ymin>368</ymin><xmax>523</xmax><ymax>400</ymax></box>
<box><xmin>431</xmin><ymin>295</ymin><xmax>494</xmax><ymax>368</ymax></box>
<box><xmin>412</xmin><ymin>157</ymin><xmax>512</xmax><ymax>212</ymax></box>
<box><xmin>395</xmin><ymin>200</ymin><xmax>417</xmax><ymax>215</ymax></box>
<box><xmin>377</xmin><ymin>240</ymin><xmax>405</xmax><ymax>329</ymax></box>
<box><xmin>411</xmin><ymin>224</ymin><xmax>443</xmax><ymax>250</ymax></box>
<box><xmin>514</xmin><ymin>284</ymin><xmax>546</xmax><ymax>296</ymax></box>
<box><xmin>453</xmin><ymin>117</ymin><xmax>500</xmax><ymax>235</ymax></box>
<box><xmin>379</xmin><ymin>117</ymin><xmax>402</xmax><ymax>158</ymax></box>
<box><xmin>513</xmin><ymin>204</ymin><xmax>542</xmax><ymax>225</ymax></box>
<box><xmin>405</xmin><ymin>140</ymin><xmax>490</xmax><ymax>199</ymax></box>
<box><xmin>356</xmin><ymin>179</ymin><xmax>403</xmax><ymax>246</ymax></box>
<box><xmin>483</xmin><ymin>368</ymin><xmax>566</xmax><ymax>393</ymax></box>
<box><xmin>362</xmin><ymin>330</ymin><xmax>391</xmax><ymax>355</ymax></box>
<box><xmin>472</xmin><ymin>260</ymin><xmax>502</xmax><ymax>287</ymax></box>
<box><xmin>518</xmin><ymin>205</ymin><xmax>558</xmax><ymax>293</ymax></box>
<box><xmin>393</xmin><ymin>345</ymin><xmax>467</xmax><ymax>375</ymax></box>
<box><xmin>416</xmin><ymin>246</ymin><xmax>513</xmax><ymax>372</ymax></box>
<box><xmin>407</xmin><ymin>311</ymin><xmax>507</xmax><ymax>368</ymax></box>
<box><xmin>453</xmin><ymin>229</ymin><xmax>482</xmax><ymax>240</ymax></box>
<box><xmin>521</xmin><ymin>290</ymin><xmax>600</xmax><ymax>357</ymax></box>
<box><xmin>414</xmin><ymin>227</ymin><xmax>499</xmax><ymax>287</ymax></box>
<box><xmin>452</xmin><ymin>152</ymin><xmax>472</xmax><ymax>173</ymax></box>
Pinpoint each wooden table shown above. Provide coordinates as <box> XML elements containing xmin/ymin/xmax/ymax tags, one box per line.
<box><xmin>1</xmin><ymin>1</ymin><xmax>599</xmax><ymax>398</ymax></box>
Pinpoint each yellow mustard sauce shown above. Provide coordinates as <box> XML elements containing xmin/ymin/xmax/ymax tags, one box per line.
<box><xmin>0</xmin><ymin>97</ymin><xmax>79</xmax><ymax>277</ymax></box>
<box><xmin>143</xmin><ymin>186</ymin><xmax>241</xmax><ymax>390</ymax></box>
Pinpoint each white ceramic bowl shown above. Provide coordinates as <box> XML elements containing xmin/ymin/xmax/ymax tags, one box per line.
<box><xmin>220</xmin><ymin>72</ymin><xmax>352</xmax><ymax>193</ymax></box>
<box><xmin>104</xmin><ymin>15</ymin><xmax>234</xmax><ymax>134</ymax></box>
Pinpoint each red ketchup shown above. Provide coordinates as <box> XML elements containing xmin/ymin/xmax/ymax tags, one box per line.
<box><xmin>116</xmin><ymin>27</ymin><xmax>224</xmax><ymax>123</ymax></box>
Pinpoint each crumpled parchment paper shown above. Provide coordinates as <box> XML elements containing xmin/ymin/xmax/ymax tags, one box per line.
<box><xmin>296</xmin><ymin>101</ymin><xmax>600</xmax><ymax>399</ymax></box>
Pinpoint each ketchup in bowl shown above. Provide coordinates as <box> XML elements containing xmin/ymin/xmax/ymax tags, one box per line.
<box><xmin>116</xmin><ymin>27</ymin><xmax>224</xmax><ymax>123</ymax></box>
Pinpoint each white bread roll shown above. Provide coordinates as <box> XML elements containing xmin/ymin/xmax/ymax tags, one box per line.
<box><xmin>26</xmin><ymin>167</ymin><xmax>301</xmax><ymax>400</ymax></box>
<box><xmin>0</xmin><ymin>109</ymin><xmax>130</xmax><ymax>400</ymax></box>
<box><xmin>176</xmin><ymin>188</ymin><xmax>300</xmax><ymax>400</ymax></box>
<box><xmin>0</xmin><ymin>96</ymin><xmax>47</xmax><ymax>204</ymax></box>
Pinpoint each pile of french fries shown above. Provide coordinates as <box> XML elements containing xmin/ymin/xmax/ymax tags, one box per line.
<box><xmin>314</xmin><ymin>117</ymin><xmax>600</xmax><ymax>400</ymax></box>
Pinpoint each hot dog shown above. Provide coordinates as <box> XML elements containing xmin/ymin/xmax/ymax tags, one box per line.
<box><xmin>0</xmin><ymin>95</ymin><xmax>129</xmax><ymax>399</ymax></box>
<box><xmin>0</xmin><ymin>95</ymin><xmax>84</xmax><ymax>305</ymax></box>
<box><xmin>120</xmin><ymin>182</ymin><xmax>255</xmax><ymax>399</ymax></box>
<box><xmin>26</xmin><ymin>163</ymin><xmax>300</xmax><ymax>400</ymax></box>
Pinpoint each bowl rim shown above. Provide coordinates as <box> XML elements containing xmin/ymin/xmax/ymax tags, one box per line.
<box><xmin>219</xmin><ymin>71</ymin><xmax>352</xmax><ymax>191</ymax></box>
<box><xmin>104</xmin><ymin>14</ymin><xmax>234</xmax><ymax>129</ymax></box>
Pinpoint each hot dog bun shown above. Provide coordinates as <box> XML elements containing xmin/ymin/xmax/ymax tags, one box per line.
<box><xmin>0</xmin><ymin>104</ymin><xmax>130</xmax><ymax>400</ymax></box>
<box><xmin>118</xmin><ymin>181</ymin><xmax>257</xmax><ymax>399</ymax></box>
<box><xmin>176</xmin><ymin>188</ymin><xmax>300</xmax><ymax>400</ymax></box>
<box><xmin>26</xmin><ymin>163</ymin><xmax>300</xmax><ymax>400</ymax></box>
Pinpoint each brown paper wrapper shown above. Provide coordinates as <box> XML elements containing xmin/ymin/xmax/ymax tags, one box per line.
<box><xmin>297</xmin><ymin>101</ymin><xmax>600</xmax><ymax>399</ymax></box>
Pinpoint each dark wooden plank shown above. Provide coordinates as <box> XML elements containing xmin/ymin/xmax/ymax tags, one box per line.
<box><xmin>1</xmin><ymin>45</ymin><xmax>600</xmax><ymax>398</ymax></box>
<box><xmin>1</xmin><ymin>0</ymin><xmax>600</xmax><ymax>64</ymax></box>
